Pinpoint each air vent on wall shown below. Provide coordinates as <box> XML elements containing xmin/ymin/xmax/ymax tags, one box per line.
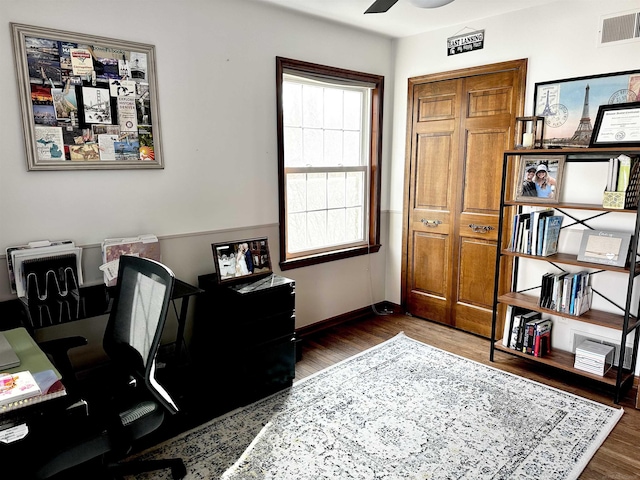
<box><xmin>599</xmin><ymin>9</ymin><xmax>640</xmax><ymax>46</ymax></box>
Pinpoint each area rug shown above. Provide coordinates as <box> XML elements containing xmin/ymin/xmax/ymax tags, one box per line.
<box><xmin>131</xmin><ymin>332</ymin><xmax>623</xmax><ymax>479</ymax></box>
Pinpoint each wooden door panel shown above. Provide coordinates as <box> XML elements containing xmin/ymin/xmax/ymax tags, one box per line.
<box><xmin>411</xmin><ymin>232</ymin><xmax>448</xmax><ymax>297</ymax></box>
<box><xmin>457</xmin><ymin>237</ymin><xmax>496</xmax><ymax>307</ymax></box>
<box><xmin>407</xmin><ymin>231</ymin><xmax>450</xmax><ymax>324</ymax></box>
<box><xmin>467</xmin><ymin>86</ymin><xmax>513</xmax><ymax>117</ymax></box>
<box><xmin>454</xmin><ymin>237</ymin><xmax>497</xmax><ymax>336</ymax></box>
<box><xmin>462</xmin><ymin>129</ymin><xmax>509</xmax><ymax>214</ymax></box>
<box><xmin>414</xmin><ymin>133</ymin><xmax>452</xmax><ymax>209</ymax></box>
<box><xmin>418</xmin><ymin>94</ymin><xmax>456</xmax><ymax>121</ymax></box>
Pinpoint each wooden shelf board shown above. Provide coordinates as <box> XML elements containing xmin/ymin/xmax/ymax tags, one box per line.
<box><xmin>498</xmin><ymin>291</ymin><xmax>639</xmax><ymax>331</ymax></box>
<box><xmin>500</xmin><ymin>250</ymin><xmax>639</xmax><ymax>274</ymax></box>
<box><xmin>493</xmin><ymin>341</ymin><xmax>633</xmax><ymax>387</ymax></box>
<box><xmin>503</xmin><ymin>201</ymin><xmax>637</xmax><ymax>213</ymax></box>
<box><xmin>504</xmin><ymin>147</ymin><xmax>640</xmax><ymax>156</ymax></box>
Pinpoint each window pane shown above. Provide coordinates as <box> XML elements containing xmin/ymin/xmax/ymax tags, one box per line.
<box><xmin>346</xmin><ymin>206</ymin><xmax>363</xmax><ymax>241</ymax></box>
<box><xmin>283</xmin><ymin>83</ymin><xmax>302</xmax><ymax>127</ymax></box>
<box><xmin>327</xmin><ymin>172</ymin><xmax>345</xmax><ymax>209</ymax></box>
<box><xmin>286</xmin><ymin>173</ymin><xmax>306</xmax><ymax>213</ymax></box>
<box><xmin>346</xmin><ymin>171</ymin><xmax>364</xmax><ymax>207</ymax></box>
<box><xmin>327</xmin><ymin>208</ymin><xmax>346</xmax><ymax>245</ymax></box>
<box><xmin>324</xmin><ymin>130</ymin><xmax>343</xmax><ymax>166</ymax></box>
<box><xmin>324</xmin><ymin>88</ymin><xmax>343</xmax><ymax>129</ymax></box>
<box><xmin>302</xmin><ymin>85</ymin><xmax>323</xmax><ymax>128</ymax></box>
<box><xmin>343</xmin><ymin>90</ymin><xmax>362</xmax><ymax>131</ymax></box>
<box><xmin>307</xmin><ymin>210</ymin><xmax>327</xmax><ymax>248</ymax></box>
<box><xmin>284</xmin><ymin>127</ymin><xmax>302</xmax><ymax>166</ymax></box>
<box><xmin>303</xmin><ymin>128</ymin><xmax>323</xmax><ymax>166</ymax></box>
<box><xmin>307</xmin><ymin>172</ymin><xmax>327</xmax><ymax>211</ymax></box>
<box><xmin>343</xmin><ymin>131</ymin><xmax>361</xmax><ymax>166</ymax></box>
<box><xmin>288</xmin><ymin>212</ymin><xmax>307</xmax><ymax>253</ymax></box>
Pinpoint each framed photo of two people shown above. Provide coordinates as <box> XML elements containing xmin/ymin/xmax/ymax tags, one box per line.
<box><xmin>514</xmin><ymin>155</ymin><xmax>565</xmax><ymax>203</ymax></box>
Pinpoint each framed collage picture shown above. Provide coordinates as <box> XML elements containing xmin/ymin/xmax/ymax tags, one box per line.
<box><xmin>11</xmin><ymin>23</ymin><xmax>163</xmax><ymax>170</ymax></box>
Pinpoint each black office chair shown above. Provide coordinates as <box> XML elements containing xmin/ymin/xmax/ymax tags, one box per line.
<box><xmin>32</xmin><ymin>255</ymin><xmax>186</xmax><ymax>479</ymax></box>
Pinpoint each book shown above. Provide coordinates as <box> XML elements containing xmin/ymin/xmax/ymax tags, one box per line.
<box><xmin>533</xmin><ymin>319</ymin><xmax>552</xmax><ymax>357</ymax></box>
<box><xmin>551</xmin><ymin>272</ymin><xmax>568</xmax><ymax>311</ymax></box>
<box><xmin>617</xmin><ymin>154</ymin><xmax>632</xmax><ymax>192</ymax></box>
<box><xmin>502</xmin><ymin>305</ymin><xmax>513</xmax><ymax>347</ymax></box>
<box><xmin>530</xmin><ymin>209</ymin><xmax>554</xmax><ymax>256</ymax></box>
<box><xmin>540</xmin><ymin>216</ymin><xmax>563</xmax><ymax>256</ymax></box>
<box><xmin>569</xmin><ymin>271</ymin><xmax>588</xmax><ymax>315</ymax></box>
<box><xmin>520</xmin><ymin>311</ymin><xmax>542</xmax><ymax>353</ymax></box>
<box><xmin>0</xmin><ymin>370</ymin><xmax>66</xmax><ymax>414</ymax></box>
<box><xmin>574</xmin><ymin>340</ymin><xmax>614</xmax><ymax>376</ymax></box>
<box><xmin>0</xmin><ymin>371</ymin><xmax>42</xmax><ymax>407</ymax></box>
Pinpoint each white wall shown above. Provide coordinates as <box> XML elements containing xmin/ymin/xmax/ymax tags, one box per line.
<box><xmin>387</xmin><ymin>0</ymin><xmax>640</xmax><ymax>361</ymax></box>
<box><xmin>0</xmin><ymin>0</ymin><xmax>394</xmax><ymax>329</ymax></box>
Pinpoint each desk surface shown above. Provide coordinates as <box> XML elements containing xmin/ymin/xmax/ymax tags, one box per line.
<box><xmin>3</xmin><ymin>328</ymin><xmax>60</xmax><ymax>380</ymax></box>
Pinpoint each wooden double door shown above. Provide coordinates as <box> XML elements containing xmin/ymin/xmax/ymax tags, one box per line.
<box><xmin>401</xmin><ymin>59</ymin><xmax>527</xmax><ymax>338</ymax></box>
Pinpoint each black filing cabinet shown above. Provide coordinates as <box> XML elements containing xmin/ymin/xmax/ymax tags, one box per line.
<box><xmin>193</xmin><ymin>273</ymin><xmax>296</xmax><ymax>413</ymax></box>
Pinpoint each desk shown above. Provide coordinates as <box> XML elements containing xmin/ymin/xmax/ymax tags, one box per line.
<box><xmin>1</xmin><ymin>328</ymin><xmax>67</xmax><ymax>442</ymax></box>
<box><xmin>1</xmin><ymin>278</ymin><xmax>202</xmax><ymax>368</ymax></box>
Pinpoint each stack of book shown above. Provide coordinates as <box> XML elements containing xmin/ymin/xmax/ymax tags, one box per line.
<box><xmin>539</xmin><ymin>270</ymin><xmax>592</xmax><ymax>316</ymax></box>
<box><xmin>502</xmin><ymin>306</ymin><xmax>552</xmax><ymax>357</ymax></box>
<box><xmin>574</xmin><ymin>340</ymin><xmax>614</xmax><ymax>376</ymax></box>
<box><xmin>508</xmin><ymin>209</ymin><xmax>563</xmax><ymax>257</ymax></box>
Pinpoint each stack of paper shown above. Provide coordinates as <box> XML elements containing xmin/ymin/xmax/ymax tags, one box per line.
<box><xmin>5</xmin><ymin>240</ymin><xmax>83</xmax><ymax>299</ymax></box>
<box><xmin>100</xmin><ymin>234</ymin><xmax>160</xmax><ymax>286</ymax></box>
<box><xmin>574</xmin><ymin>340</ymin><xmax>614</xmax><ymax>376</ymax></box>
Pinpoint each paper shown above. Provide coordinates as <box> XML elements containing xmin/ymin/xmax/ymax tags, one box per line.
<box><xmin>584</xmin><ymin>235</ymin><xmax>622</xmax><ymax>261</ymax></box>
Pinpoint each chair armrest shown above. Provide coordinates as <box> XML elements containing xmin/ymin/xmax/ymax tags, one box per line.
<box><xmin>38</xmin><ymin>336</ymin><xmax>88</xmax><ymax>389</ymax></box>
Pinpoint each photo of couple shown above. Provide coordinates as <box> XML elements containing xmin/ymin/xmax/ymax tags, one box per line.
<box><xmin>213</xmin><ymin>238</ymin><xmax>272</xmax><ymax>283</ymax></box>
<box><xmin>516</xmin><ymin>155</ymin><xmax>565</xmax><ymax>203</ymax></box>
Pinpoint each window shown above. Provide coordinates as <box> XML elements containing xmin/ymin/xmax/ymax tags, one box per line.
<box><xmin>276</xmin><ymin>57</ymin><xmax>383</xmax><ymax>270</ymax></box>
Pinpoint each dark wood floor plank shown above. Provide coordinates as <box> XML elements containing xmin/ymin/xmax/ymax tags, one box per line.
<box><xmin>295</xmin><ymin>312</ymin><xmax>640</xmax><ymax>479</ymax></box>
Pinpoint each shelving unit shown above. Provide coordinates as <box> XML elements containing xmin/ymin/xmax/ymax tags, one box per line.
<box><xmin>490</xmin><ymin>147</ymin><xmax>640</xmax><ymax>403</ymax></box>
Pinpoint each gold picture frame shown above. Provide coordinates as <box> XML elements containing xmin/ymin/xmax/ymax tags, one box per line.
<box><xmin>514</xmin><ymin>155</ymin><xmax>565</xmax><ymax>203</ymax></box>
<box><xmin>11</xmin><ymin>23</ymin><xmax>163</xmax><ymax>170</ymax></box>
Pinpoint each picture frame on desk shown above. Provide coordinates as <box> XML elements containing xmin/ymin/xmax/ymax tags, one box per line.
<box><xmin>576</xmin><ymin>230</ymin><xmax>632</xmax><ymax>267</ymax></box>
<box><xmin>514</xmin><ymin>155</ymin><xmax>565</xmax><ymax>203</ymax></box>
<box><xmin>211</xmin><ymin>237</ymin><xmax>272</xmax><ymax>285</ymax></box>
<box><xmin>11</xmin><ymin>23</ymin><xmax>163</xmax><ymax>171</ymax></box>
<box><xmin>589</xmin><ymin>102</ymin><xmax>640</xmax><ymax>148</ymax></box>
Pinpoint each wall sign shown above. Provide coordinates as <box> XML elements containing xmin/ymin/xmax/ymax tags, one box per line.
<box><xmin>447</xmin><ymin>29</ymin><xmax>485</xmax><ymax>56</ymax></box>
<box><xmin>11</xmin><ymin>23</ymin><xmax>163</xmax><ymax>171</ymax></box>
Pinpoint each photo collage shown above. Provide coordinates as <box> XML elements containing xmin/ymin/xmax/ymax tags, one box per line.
<box><xmin>25</xmin><ymin>35</ymin><xmax>155</xmax><ymax>163</ymax></box>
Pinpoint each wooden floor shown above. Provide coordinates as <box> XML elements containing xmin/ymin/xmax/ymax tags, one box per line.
<box><xmin>295</xmin><ymin>312</ymin><xmax>640</xmax><ymax>480</ymax></box>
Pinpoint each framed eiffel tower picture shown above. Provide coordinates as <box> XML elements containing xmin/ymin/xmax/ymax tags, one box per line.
<box><xmin>533</xmin><ymin>69</ymin><xmax>640</xmax><ymax>148</ymax></box>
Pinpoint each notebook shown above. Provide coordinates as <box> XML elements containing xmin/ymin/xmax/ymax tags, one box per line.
<box><xmin>0</xmin><ymin>333</ymin><xmax>20</xmax><ymax>370</ymax></box>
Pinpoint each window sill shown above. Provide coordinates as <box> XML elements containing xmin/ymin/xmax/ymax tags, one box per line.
<box><xmin>279</xmin><ymin>244</ymin><xmax>381</xmax><ymax>271</ymax></box>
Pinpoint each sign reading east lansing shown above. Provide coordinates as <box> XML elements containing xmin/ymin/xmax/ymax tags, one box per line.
<box><xmin>447</xmin><ymin>30</ymin><xmax>485</xmax><ymax>56</ymax></box>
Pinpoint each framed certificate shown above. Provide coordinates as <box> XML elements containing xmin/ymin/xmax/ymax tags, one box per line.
<box><xmin>590</xmin><ymin>102</ymin><xmax>640</xmax><ymax>148</ymax></box>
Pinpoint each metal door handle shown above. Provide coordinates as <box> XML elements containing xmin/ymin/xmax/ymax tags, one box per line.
<box><xmin>468</xmin><ymin>224</ymin><xmax>494</xmax><ymax>233</ymax></box>
<box><xmin>421</xmin><ymin>219</ymin><xmax>442</xmax><ymax>227</ymax></box>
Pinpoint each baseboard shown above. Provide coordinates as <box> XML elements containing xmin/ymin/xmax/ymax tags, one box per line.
<box><xmin>296</xmin><ymin>301</ymin><xmax>400</xmax><ymax>340</ymax></box>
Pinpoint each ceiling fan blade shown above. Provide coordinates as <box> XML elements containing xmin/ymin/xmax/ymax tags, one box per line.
<box><xmin>364</xmin><ymin>0</ymin><xmax>400</xmax><ymax>14</ymax></box>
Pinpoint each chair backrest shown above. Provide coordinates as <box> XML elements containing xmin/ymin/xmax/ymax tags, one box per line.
<box><xmin>103</xmin><ymin>255</ymin><xmax>179</xmax><ymax>413</ymax></box>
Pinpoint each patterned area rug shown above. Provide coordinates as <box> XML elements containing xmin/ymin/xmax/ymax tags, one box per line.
<box><xmin>132</xmin><ymin>332</ymin><xmax>623</xmax><ymax>479</ymax></box>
